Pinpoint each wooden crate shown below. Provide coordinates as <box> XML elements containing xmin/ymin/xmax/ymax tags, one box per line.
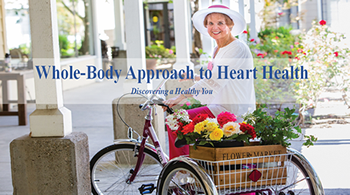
<box><xmin>189</xmin><ymin>145</ymin><xmax>287</xmax><ymax>189</ymax></box>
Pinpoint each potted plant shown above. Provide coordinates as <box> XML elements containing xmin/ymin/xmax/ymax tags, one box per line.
<box><xmin>166</xmin><ymin>110</ymin><xmax>256</xmax><ymax>149</ymax></box>
<box><xmin>243</xmin><ymin>105</ymin><xmax>317</xmax><ymax>147</ymax></box>
<box><xmin>145</xmin><ymin>40</ymin><xmax>175</xmax><ymax>70</ymax></box>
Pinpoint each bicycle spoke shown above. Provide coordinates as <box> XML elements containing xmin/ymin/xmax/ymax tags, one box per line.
<box><xmin>90</xmin><ymin>145</ymin><xmax>162</xmax><ymax>195</ymax></box>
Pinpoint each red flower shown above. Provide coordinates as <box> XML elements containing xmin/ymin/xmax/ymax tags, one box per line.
<box><xmin>319</xmin><ymin>20</ymin><xmax>326</xmax><ymax>26</ymax></box>
<box><xmin>243</xmin><ymin>30</ymin><xmax>248</xmax><ymax>34</ymax></box>
<box><xmin>250</xmin><ymin>39</ymin><xmax>255</xmax><ymax>42</ymax></box>
<box><xmin>192</xmin><ymin>114</ymin><xmax>208</xmax><ymax>125</ymax></box>
<box><xmin>334</xmin><ymin>51</ymin><xmax>339</xmax><ymax>57</ymax></box>
<box><xmin>297</xmin><ymin>48</ymin><xmax>303</xmax><ymax>53</ymax></box>
<box><xmin>281</xmin><ymin>51</ymin><xmax>292</xmax><ymax>55</ymax></box>
<box><xmin>275</xmin><ymin>36</ymin><xmax>279</xmax><ymax>39</ymax></box>
<box><xmin>181</xmin><ymin>122</ymin><xmax>194</xmax><ymax>135</ymax></box>
<box><xmin>173</xmin><ymin>122</ymin><xmax>184</xmax><ymax>136</ymax></box>
<box><xmin>239</xmin><ymin>123</ymin><xmax>256</xmax><ymax>139</ymax></box>
<box><xmin>257</xmin><ymin>53</ymin><xmax>264</xmax><ymax>58</ymax></box>
<box><xmin>217</xmin><ymin>112</ymin><xmax>237</xmax><ymax>127</ymax></box>
<box><xmin>295</xmin><ymin>57</ymin><xmax>300</xmax><ymax>60</ymax></box>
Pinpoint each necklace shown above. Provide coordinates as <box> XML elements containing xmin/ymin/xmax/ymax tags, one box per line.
<box><xmin>214</xmin><ymin>36</ymin><xmax>234</xmax><ymax>58</ymax></box>
<box><xmin>218</xmin><ymin>36</ymin><xmax>233</xmax><ymax>48</ymax></box>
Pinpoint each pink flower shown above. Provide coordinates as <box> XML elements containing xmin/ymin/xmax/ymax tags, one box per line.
<box><xmin>295</xmin><ymin>42</ymin><xmax>299</xmax><ymax>45</ymax></box>
<box><xmin>217</xmin><ymin>112</ymin><xmax>237</xmax><ymax>127</ymax></box>
<box><xmin>334</xmin><ymin>51</ymin><xmax>339</xmax><ymax>57</ymax></box>
<box><xmin>278</xmin><ymin>12</ymin><xmax>283</xmax><ymax>16</ymax></box>
<box><xmin>275</xmin><ymin>36</ymin><xmax>279</xmax><ymax>39</ymax></box>
<box><xmin>274</xmin><ymin>50</ymin><xmax>278</xmax><ymax>53</ymax></box>
<box><xmin>207</xmin><ymin>61</ymin><xmax>213</xmax><ymax>70</ymax></box>
<box><xmin>319</xmin><ymin>20</ymin><xmax>326</xmax><ymax>26</ymax></box>
<box><xmin>186</xmin><ymin>102</ymin><xmax>191</xmax><ymax>106</ymax></box>
<box><xmin>290</xmin><ymin>45</ymin><xmax>294</xmax><ymax>49</ymax></box>
<box><xmin>169</xmin><ymin>49</ymin><xmax>174</xmax><ymax>54</ymax></box>
<box><xmin>297</xmin><ymin>48</ymin><xmax>303</xmax><ymax>53</ymax></box>
<box><xmin>295</xmin><ymin>57</ymin><xmax>300</xmax><ymax>60</ymax></box>
<box><xmin>243</xmin><ymin>30</ymin><xmax>248</xmax><ymax>34</ymax></box>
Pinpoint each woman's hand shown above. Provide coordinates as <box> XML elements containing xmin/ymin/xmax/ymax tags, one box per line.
<box><xmin>179</xmin><ymin>73</ymin><xmax>200</xmax><ymax>82</ymax></box>
<box><xmin>162</xmin><ymin>94</ymin><xmax>187</xmax><ymax>111</ymax></box>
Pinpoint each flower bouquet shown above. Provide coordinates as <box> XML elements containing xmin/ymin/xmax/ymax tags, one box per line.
<box><xmin>166</xmin><ymin>110</ymin><xmax>256</xmax><ymax>149</ymax></box>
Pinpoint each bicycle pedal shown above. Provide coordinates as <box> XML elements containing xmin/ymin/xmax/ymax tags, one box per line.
<box><xmin>138</xmin><ymin>183</ymin><xmax>156</xmax><ymax>194</ymax></box>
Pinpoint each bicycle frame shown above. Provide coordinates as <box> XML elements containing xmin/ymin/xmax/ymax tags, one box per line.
<box><xmin>126</xmin><ymin>105</ymin><xmax>168</xmax><ymax>183</ymax></box>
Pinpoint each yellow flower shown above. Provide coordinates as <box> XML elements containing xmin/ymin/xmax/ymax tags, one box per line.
<box><xmin>206</xmin><ymin>122</ymin><xmax>218</xmax><ymax>132</ymax></box>
<box><xmin>222</xmin><ymin>122</ymin><xmax>241</xmax><ymax>137</ymax></box>
<box><xmin>209</xmin><ymin>128</ymin><xmax>223</xmax><ymax>141</ymax></box>
<box><xmin>194</xmin><ymin>120</ymin><xmax>208</xmax><ymax>134</ymax></box>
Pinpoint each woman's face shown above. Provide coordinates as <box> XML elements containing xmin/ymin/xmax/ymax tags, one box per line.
<box><xmin>206</xmin><ymin>13</ymin><xmax>232</xmax><ymax>41</ymax></box>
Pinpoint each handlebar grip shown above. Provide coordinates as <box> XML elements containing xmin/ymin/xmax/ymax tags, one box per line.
<box><xmin>157</xmin><ymin>102</ymin><xmax>174</xmax><ymax>114</ymax></box>
<box><xmin>167</xmin><ymin>107</ymin><xmax>174</xmax><ymax>114</ymax></box>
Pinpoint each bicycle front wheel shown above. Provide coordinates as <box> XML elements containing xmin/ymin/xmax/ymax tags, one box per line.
<box><xmin>274</xmin><ymin>154</ymin><xmax>316</xmax><ymax>195</ymax></box>
<box><xmin>90</xmin><ymin>144</ymin><xmax>162</xmax><ymax>195</ymax></box>
<box><xmin>157</xmin><ymin>162</ymin><xmax>209</xmax><ymax>195</ymax></box>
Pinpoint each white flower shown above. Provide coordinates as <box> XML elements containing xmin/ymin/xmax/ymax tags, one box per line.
<box><xmin>165</xmin><ymin>109</ymin><xmax>191</xmax><ymax>131</ymax></box>
<box><xmin>222</xmin><ymin>122</ymin><xmax>241</xmax><ymax>137</ymax></box>
<box><xmin>206</xmin><ymin>118</ymin><xmax>218</xmax><ymax>124</ymax></box>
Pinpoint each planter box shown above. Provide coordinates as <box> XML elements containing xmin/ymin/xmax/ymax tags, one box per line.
<box><xmin>189</xmin><ymin>145</ymin><xmax>287</xmax><ymax>189</ymax></box>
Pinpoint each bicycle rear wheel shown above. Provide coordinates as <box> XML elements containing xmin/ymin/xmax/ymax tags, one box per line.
<box><xmin>274</xmin><ymin>154</ymin><xmax>316</xmax><ymax>195</ymax></box>
<box><xmin>90</xmin><ymin>144</ymin><xmax>162</xmax><ymax>195</ymax></box>
<box><xmin>157</xmin><ymin>162</ymin><xmax>209</xmax><ymax>195</ymax></box>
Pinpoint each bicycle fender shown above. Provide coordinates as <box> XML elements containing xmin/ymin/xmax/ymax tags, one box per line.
<box><xmin>288</xmin><ymin>148</ymin><xmax>325</xmax><ymax>195</ymax></box>
<box><xmin>158</xmin><ymin>156</ymin><xmax>219</xmax><ymax>195</ymax></box>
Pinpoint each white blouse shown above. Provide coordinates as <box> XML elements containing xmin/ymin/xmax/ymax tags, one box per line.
<box><xmin>192</xmin><ymin>39</ymin><xmax>256</xmax><ymax>120</ymax></box>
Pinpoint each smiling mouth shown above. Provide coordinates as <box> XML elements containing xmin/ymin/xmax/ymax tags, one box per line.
<box><xmin>212</xmin><ymin>31</ymin><xmax>221</xmax><ymax>35</ymax></box>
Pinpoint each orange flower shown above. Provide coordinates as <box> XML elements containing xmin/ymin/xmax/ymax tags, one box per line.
<box><xmin>181</xmin><ymin>122</ymin><xmax>194</xmax><ymax>135</ymax></box>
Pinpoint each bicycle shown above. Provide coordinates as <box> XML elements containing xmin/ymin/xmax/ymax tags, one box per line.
<box><xmin>90</xmin><ymin>79</ymin><xmax>324</xmax><ymax>195</ymax></box>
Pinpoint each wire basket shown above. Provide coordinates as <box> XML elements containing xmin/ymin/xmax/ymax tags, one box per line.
<box><xmin>189</xmin><ymin>145</ymin><xmax>291</xmax><ymax>194</ymax></box>
<box><xmin>192</xmin><ymin>153</ymin><xmax>292</xmax><ymax>194</ymax></box>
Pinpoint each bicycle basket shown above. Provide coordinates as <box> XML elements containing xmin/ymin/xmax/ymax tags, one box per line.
<box><xmin>189</xmin><ymin>145</ymin><xmax>290</xmax><ymax>194</ymax></box>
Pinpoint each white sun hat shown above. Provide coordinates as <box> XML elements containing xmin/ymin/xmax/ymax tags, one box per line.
<box><xmin>192</xmin><ymin>4</ymin><xmax>246</xmax><ymax>37</ymax></box>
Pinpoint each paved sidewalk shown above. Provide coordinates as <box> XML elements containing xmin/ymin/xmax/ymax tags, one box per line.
<box><xmin>0</xmin><ymin>80</ymin><xmax>349</xmax><ymax>194</ymax></box>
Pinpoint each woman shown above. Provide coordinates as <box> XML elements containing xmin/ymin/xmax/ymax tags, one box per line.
<box><xmin>165</xmin><ymin>4</ymin><xmax>256</xmax><ymax>159</ymax></box>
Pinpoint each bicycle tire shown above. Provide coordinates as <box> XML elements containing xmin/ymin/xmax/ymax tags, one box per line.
<box><xmin>274</xmin><ymin>154</ymin><xmax>316</xmax><ymax>195</ymax></box>
<box><xmin>157</xmin><ymin>162</ymin><xmax>209</xmax><ymax>195</ymax></box>
<box><xmin>90</xmin><ymin>144</ymin><xmax>162</xmax><ymax>195</ymax></box>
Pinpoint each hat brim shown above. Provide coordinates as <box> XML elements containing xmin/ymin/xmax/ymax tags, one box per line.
<box><xmin>192</xmin><ymin>7</ymin><xmax>246</xmax><ymax>37</ymax></box>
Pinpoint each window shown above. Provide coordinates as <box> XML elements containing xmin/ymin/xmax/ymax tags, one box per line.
<box><xmin>56</xmin><ymin>0</ymin><xmax>93</xmax><ymax>58</ymax></box>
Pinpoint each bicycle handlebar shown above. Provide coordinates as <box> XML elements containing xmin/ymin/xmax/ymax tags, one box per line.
<box><xmin>152</xmin><ymin>99</ymin><xmax>174</xmax><ymax>114</ymax></box>
<box><xmin>139</xmin><ymin>98</ymin><xmax>174</xmax><ymax>114</ymax></box>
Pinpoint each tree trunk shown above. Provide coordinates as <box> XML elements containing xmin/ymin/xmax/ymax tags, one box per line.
<box><xmin>192</xmin><ymin>0</ymin><xmax>202</xmax><ymax>58</ymax></box>
<box><xmin>79</xmin><ymin>0</ymin><xmax>90</xmax><ymax>55</ymax></box>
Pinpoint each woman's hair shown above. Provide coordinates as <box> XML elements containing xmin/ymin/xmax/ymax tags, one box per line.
<box><xmin>203</xmin><ymin>13</ymin><xmax>234</xmax><ymax>29</ymax></box>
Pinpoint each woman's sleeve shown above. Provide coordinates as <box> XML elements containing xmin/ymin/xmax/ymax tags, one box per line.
<box><xmin>191</xmin><ymin>44</ymin><xmax>253</xmax><ymax>104</ymax></box>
